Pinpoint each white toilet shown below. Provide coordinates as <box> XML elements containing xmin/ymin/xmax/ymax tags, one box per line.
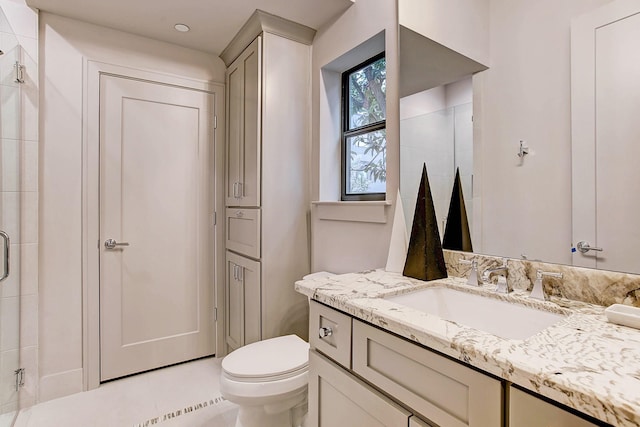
<box><xmin>220</xmin><ymin>334</ymin><xmax>310</xmax><ymax>427</ymax></box>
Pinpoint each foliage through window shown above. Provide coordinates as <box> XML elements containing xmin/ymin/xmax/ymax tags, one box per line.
<box><xmin>342</xmin><ymin>53</ymin><xmax>386</xmax><ymax>200</ymax></box>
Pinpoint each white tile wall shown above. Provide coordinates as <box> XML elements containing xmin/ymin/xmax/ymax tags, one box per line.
<box><xmin>0</xmin><ymin>1</ymin><xmax>36</xmax><ymax>39</ymax></box>
<box><xmin>0</xmin><ymin>0</ymin><xmax>38</xmax><ymax>413</ymax></box>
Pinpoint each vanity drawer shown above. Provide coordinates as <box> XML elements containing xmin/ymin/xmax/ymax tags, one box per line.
<box><xmin>352</xmin><ymin>320</ymin><xmax>502</xmax><ymax>427</ymax></box>
<box><xmin>225</xmin><ymin>208</ymin><xmax>260</xmax><ymax>259</ymax></box>
<box><xmin>309</xmin><ymin>301</ymin><xmax>352</xmax><ymax>369</ymax></box>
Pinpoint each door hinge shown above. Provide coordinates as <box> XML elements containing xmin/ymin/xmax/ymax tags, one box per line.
<box><xmin>214</xmin><ymin>115</ymin><xmax>217</xmax><ymax>130</ymax></box>
<box><xmin>214</xmin><ymin>307</ymin><xmax>218</xmax><ymax>322</ymax></box>
<box><xmin>15</xmin><ymin>368</ymin><xmax>24</xmax><ymax>391</ymax></box>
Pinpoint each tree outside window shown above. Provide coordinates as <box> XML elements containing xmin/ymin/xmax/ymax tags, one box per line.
<box><xmin>342</xmin><ymin>54</ymin><xmax>386</xmax><ymax>201</ymax></box>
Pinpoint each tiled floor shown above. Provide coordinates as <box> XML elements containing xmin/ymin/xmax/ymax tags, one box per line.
<box><xmin>13</xmin><ymin>358</ymin><xmax>238</xmax><ymax>427</ymax></box>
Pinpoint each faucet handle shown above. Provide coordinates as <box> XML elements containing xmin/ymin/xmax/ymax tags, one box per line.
<box><xmin>536</xmin><ymin>270</ymin><xmax>563</xmax><ymax>280</ymax></box>
<box><xmin>530</xmin><ymin>270</ymin><xmax>563</xmax><ymax>301</ymax></box>
<box><xmin>459</xmin><ymin>258</ymin><xmax>479</xmax><ymax>287</ymax></box>
<box><xmin>495</xmin><ymin>275</ymin><xmax>510</xmax><ymax>294</ymax></box>
<box><xmin>459</xmin><ymin>258</ymin><xmax>477</xmax><ymax>267</ymax></box>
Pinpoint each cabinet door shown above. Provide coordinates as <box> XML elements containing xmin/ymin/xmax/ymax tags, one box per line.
<box><xmin>411</xmin><ymin>416</ymin><xmax>436</xmax><ymax>427</ymax></box>
<box><xmin>226</xmin><ymin>36</ymin><xmax>261</xmax><ymax>207</ymax></box>
<box><xmin>509</xmin><ymin>387</ymin><xmax>600</xmax><ymax>427</ymax></box>
<box><xmin>308</xmin><ymin>350</ymin><xmax>411</xmax><ymax>427</ymax></box>
<box><xmin>353</xmin><ymin>320</ymin><xmax>502</xmax><ymax>427</ymax></box>
<box><xmin>225</xmin><ymin>251</ymin><xmax>261</xmax><ymax>350</ymax></box>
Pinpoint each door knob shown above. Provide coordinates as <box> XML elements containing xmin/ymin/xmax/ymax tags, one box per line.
<box><xmin>104</xmin><ymin>239</ymin><xmax>130</xmax><ymax>250</ymax></box>
<box><xmin>576</xmin><ymin>241</ymin><xmax>603</xmax><ymax>253</ymax></box>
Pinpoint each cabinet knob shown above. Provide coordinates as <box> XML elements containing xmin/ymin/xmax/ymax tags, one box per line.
<box><xmin>319</xmin><ymin>327</ymin><xmax>333</xmax><ymax>338</ymax></box>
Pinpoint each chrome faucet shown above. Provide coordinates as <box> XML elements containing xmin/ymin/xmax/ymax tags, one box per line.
<box><xmin>459</xmin><ymin>258</ymin><xmax>480</xmax><ymax>286</ymax></box>
<box><xmin>481</xmin><ymin>258</ymin><xmax>510</xmax><ymax>293</ymax></box>
<box><xmin>530</xmin><ymin>270</ymin><xmax>563</xmax><ymax>301</ymax></box>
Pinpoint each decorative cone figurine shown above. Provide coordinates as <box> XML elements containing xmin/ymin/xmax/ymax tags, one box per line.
<box><xmin>442</xmin><ymin>168</ymin><xmax>473</xmax><ymax>252</ymax></box>
<box><xmin>385</xmin><ymin>189</ymin><xmax>409</xmax><ymax>273</ymax></box>
<box><xmin>403</xmin><ymin>163</ymin><xmax>447</xmax><ymax>281</ymax></box>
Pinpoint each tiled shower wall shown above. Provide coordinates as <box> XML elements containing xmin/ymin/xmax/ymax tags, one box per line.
<box><xmin>0</xmin><ymin>0</ymin><xmax>38</xmax><ymax>410</ymax></box>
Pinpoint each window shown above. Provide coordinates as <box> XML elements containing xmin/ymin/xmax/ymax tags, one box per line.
<box><xmin>341</xmin><ymin>53</ymin><xmax>386</xmax><ymax>201</ymax></box>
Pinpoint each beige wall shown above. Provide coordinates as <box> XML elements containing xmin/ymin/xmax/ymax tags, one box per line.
<box><xmin>310</xmin><ymin>0</ymin><xmax>399</xmax><ymax>274</ymax></box>
<box><xmin>475</xmin><ymin>0</ymin><xmax>614</xmax><ymax>263</ymax></box>
<box><xmin>399</xmin><ymin>0</ymin><xmax>490</xmax><ymax>66</ymax></box>
<box><xmin>39</xmin><ymin>12</ymin><xmax>224</xmax><ymax>402</ymax></box>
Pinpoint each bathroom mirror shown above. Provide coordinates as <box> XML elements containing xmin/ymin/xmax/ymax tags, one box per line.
<box><xmin>399</xmin><ymin>0</ymin><xmax>640</xmax><ymax>274</ymax></box>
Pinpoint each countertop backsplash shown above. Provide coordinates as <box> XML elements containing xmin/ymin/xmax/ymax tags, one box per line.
<box><xmin>444</xmin><ymin>250</ymin><xmax>640</xmax><ymax>307</ymax></box>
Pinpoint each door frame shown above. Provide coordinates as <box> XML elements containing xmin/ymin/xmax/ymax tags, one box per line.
<box><xmin>82</xmin><ymin>60</ymin><xmax>225</xmax><ymax>390</ymax></box>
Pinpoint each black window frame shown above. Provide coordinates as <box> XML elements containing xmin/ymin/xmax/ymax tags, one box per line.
<box><xmin>341</xmin><ymin>52</ymin><xmax>387</xmax><ymax>201</ymax></box>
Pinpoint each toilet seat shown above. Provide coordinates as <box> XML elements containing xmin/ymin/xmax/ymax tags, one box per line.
<box><xmin>222</xmin><ymin>335</ymin><xmax>309</xmax><ymax>382</ymax></box>
<box><xmin>220</xmin><ymin>335</ymin><xmax>310</xmax><ymax>404</ymax></box>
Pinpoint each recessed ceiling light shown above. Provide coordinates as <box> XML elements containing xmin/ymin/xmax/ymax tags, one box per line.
<box><xmin>174</xmin><ymin>24</ymin><xmax>190</xmax><ymax>33</ymax></box>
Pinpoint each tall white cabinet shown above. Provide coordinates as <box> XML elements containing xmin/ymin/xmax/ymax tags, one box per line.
<box><xmin>223</xmin><ymin>12</ymin><xmax>313</xmax><ymax>352</ymax></box>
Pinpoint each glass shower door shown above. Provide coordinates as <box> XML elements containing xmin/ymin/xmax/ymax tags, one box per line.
<box><xmin>0</xmin><ymin>33</ymin><xmax>23</xmax><ymax>426</ymax></box>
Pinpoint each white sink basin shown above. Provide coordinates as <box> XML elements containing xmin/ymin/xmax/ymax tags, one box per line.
<box><xmin>386</xmin><ymin>287</ymin><xmax>566</xmax><ymax>340</ymax></box>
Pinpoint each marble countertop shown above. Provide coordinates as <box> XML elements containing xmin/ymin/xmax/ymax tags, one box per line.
<box><xmin>295</xmin><ymin>270</ymin><xmax>640</xmax><ymax>427</ymax></box>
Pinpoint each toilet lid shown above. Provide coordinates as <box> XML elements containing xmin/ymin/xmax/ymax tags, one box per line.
<box><xmin>222</xmin><ymin>335</ymin><xmax>309</xmax><ymax>380</ymax></box>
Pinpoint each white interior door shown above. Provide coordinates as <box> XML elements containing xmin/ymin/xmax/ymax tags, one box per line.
<box><xmin>572</xmin><ymin>0</ymin><xmax>640</xmax><ymax>274</ymax></box>
<box><xmin>100</xmin><ymin>75</ymin><xmax>215</xmax><ymax>381</ymax></box>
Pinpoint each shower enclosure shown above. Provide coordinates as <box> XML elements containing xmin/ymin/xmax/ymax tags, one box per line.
<box><xmin>0</xmin><ymin>9</ymin><xmax>24</xmax><ymax>425</ymax></box>
<box><xmin>400</xmin><ymin>102</ymin><xmax>474</xmax><ymax>239</ymax></box>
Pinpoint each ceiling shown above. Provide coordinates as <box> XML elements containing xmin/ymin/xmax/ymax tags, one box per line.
<box><xmin>25</xmin><ymin>0</ymin><xmax>355</xmax><ymax>55</ymax></box>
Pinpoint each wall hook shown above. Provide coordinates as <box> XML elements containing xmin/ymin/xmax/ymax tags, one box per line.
<box><xmin>517</xmin><ymin>140</ymin><xmax>529</xmax><ymax>158</ymax></box>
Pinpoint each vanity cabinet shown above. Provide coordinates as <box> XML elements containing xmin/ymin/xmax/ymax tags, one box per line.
<box><xmin>308</xmin><ymin>300</ymin><xmax>501</xmax><ymax>427</ymax></box>
<box><xmin>509</xmin><ymin>387</ymin><xmax>601</xmax><ymax>427</ymax></box>
<box><xmin>224</xmin><ymin>25</ymin><xmax>311</xmax><ymax>353</ymax></box>
<box><xmin>308</xmin><ymin>300</ymin><xmax>611</xmax><ymax>427</ymax></box>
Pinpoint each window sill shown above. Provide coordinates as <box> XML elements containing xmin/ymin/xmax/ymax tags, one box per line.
<box><xmin>312</xmin><ymin>200</ymin><xmax>392</xmax><ymax>224</ymax></box>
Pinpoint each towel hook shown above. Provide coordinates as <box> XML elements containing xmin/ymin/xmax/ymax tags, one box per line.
<box><xmin>517</xmin><ymin>140</ymin><xmax>529</xmax><ymax>158</ymax></box>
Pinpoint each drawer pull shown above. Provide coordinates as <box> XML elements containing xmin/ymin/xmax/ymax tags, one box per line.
<box><xmin>319</xmin><ymin>327</ymin><xmax>333</xmax><ymax>338</ymax></box>
<box><xmin>235</xmin><ymin>211</ymin><xmax>244</xmax><ymax>218</ymax></box>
